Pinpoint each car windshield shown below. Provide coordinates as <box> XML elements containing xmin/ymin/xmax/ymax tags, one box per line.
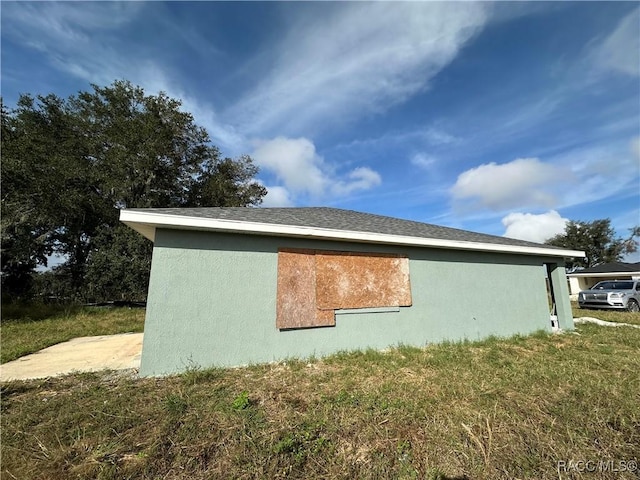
<box><xmin>591</xmin><ymin>281</ymin><xmax>634</xmax><ymax>290</ymax></box>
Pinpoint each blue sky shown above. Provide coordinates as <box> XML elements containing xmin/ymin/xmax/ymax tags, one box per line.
<box><xmin>2</xmin><ymin>1</ymin><xmax>639</xmax><ymax>256</ymax></box>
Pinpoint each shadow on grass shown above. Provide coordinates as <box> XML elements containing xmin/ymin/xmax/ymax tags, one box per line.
<box><xmin>1</xmin><ymin>303</ymin><xmax>83</xmax><ymax>323</ymax></box>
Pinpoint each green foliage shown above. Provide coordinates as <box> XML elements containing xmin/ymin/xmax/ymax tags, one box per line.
<box><xmin>83</xmin><ymin>225</ymin><xmax>152</xmax><ymax>301</ymax></box>
<box><xmin>273</xmin><ymin>425</ymin><xmax>329</xmax><ymax>464</ymax></box>
<box><xmin>163</xmin><ymin>393</ymin><xmax>188</xmax><ymax>416</ymax></box>
<box><xmin>1</xmin><ymin>81</ymin><xmax>266</xmax><ymax>301</ymax></box>
<box><xmin>181</xmin><ymin>365</ymin><xmax>224</xmax><ymax>386</ymax></box>
<box><xmin>545</xmin><ymin>219</ymin><xmax>639</xmax><ymax>269</ymax></box>
<box><xmin>188</xmin><ymin>155</ymin><xmax>267</xmax><ymax>207</ymax></box>
<box><xmin>231</xmin><ymin>391</ymin><xmax>250</xmax><ymax>411</ymax></box>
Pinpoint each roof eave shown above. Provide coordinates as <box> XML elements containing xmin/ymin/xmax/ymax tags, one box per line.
<box><xmin>120</xmin><ymin>210</ymin><xmax>585</xmax><ymax>259</ymax></box>
<box><xmin>568</xmin><ymin>271</ymin><xmax>640</xmax><ymax>277</ymax></box>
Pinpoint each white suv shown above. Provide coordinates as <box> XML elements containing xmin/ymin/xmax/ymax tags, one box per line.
<box><xmin>578</xmin><ymin>280</ymin><xmax>640</xmax><ymax>312</ymax></box>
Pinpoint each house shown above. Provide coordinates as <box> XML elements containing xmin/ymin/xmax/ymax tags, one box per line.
<box><xmin>120</xmin><ymin>207</ymin><xmax>584</xmax><ymax>377</ymax></box>
<box><xmin>567</xmin><ymin>262</ymin><xmax>640</xmax><ymax>300</ymax></box>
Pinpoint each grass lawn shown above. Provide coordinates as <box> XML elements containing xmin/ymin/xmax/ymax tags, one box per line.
<box><xmin>2</xmin><ymin>306</ymin><xmax>639</xmax><ymax>479</ymax></box>
<box><xmin>573</xmin><ymin>303</ymin><xmax>640</xmax><ymax>326</ymax></box>
<box><xmin>1</xmin><ymin>302</ymin><xmax>635</xmax><ymax>365</ymax></box>
<box><xmin>1</xmin><ymin>305</ymin><xmax>145</xmax><ymax>364</ymax></box>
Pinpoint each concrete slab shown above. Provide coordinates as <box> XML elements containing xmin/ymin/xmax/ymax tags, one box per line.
<box><xmin>0</xmin><ymin>332</ymin><xmax>143</xmax><ymax>381</ymax></box>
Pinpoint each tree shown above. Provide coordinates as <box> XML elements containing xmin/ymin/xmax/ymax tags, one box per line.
<box><xmin>1</xmin><ymin>94</ymin><xmax>89</xmax><ymax>298</ymax></box>
<box><xmin>83</xmin><ymin>225</ymin><xmax>153</xmax><ymax>302</ymax></box>
<box><xmin>188</xmin><ymin>155</ymin><xmax>267</xmax><ymax>207</ymax></box>
<box><xmin>545</xmin><ymin>219</ymin><xmax>639</xmax><ymax>269</ymax></box>
<box><xmin>1</xmin><ymin>81</ymin><xmax>266</xmax><ymax>301</ymax></box>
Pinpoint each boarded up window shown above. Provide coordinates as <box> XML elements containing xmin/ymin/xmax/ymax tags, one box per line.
<box><xmin>276</xmin><ymin>250</ymin><xmax>335</xmax><ymax>329</ymax></box>
<box><xmin>276</xmin><ymin>248</ymin><xmax>411</xmax><ymax>329</ymax></box>
<box><xmin>315</xmin><ymin>251</ymin><xmax>411</xmax><ymax>310</ymax></box>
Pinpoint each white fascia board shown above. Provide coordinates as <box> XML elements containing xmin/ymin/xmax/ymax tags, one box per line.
<box><xmin>119</xmin><ymin>210</ymin><xmax>586</xmax><ymax>259</ymax></box>
<box><xmin>567</xmin><ymin>271</ymin><xmax>640</xmax><ymax>277</ymax></box>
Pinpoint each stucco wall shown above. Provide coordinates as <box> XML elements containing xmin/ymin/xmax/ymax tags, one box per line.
<box><xmin>140</xmin><ymin>229</ymin><xmax>569</xmax><ymax>376</ymax></box>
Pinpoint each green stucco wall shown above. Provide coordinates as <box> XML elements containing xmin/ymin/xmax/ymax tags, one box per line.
<box><xmin>140</xmin><ymin>229</ymin><xmax>571</xmax><ymax>376</ymax></box>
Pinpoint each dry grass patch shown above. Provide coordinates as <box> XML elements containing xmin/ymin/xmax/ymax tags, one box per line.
<box><xmin>3</xmin><ymin>321</ymin><xmax>640</xmax><ymax>479</ymax></box>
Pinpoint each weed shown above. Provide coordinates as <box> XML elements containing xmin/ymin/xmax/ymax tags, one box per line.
<box><xmin>329</xmin><ymin>389</ymin><xmax>361</xmax><ymax>407</ymax></box>
<box><xmin>163</xmin><ymin>393</ymin><xmax>188</xmax><ymax>416</ymax></box>
<box><xmin>181</xmin><ymin>364</ymin><xmax>224</xmax><ymax>386</ymax></box>
<box><xmin>272</xmin><ymin>424</ymin><xmax>330</xmax><ymax>464</ymax></box>
<box><xmin>231</xmin><ymin>391</ymin><xmax>250</xmax><ymax>411</ymax></box>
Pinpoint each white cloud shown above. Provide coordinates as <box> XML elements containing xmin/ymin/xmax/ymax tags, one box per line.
<box><xmin>450</xmin><ymin>135</ymin><xmax>640</xmax><ymax>221</ymax></box>
<box><xmin>2</xmin><ymin>2</ymin><xmax>142</xmax><ymax>87</ymax></box>
<box><xmin>592</xmin><ymin>7</ymin><xmax>640</xmax><ymax>77</ymax></box>
<box><xmin>502</xmin><ymin>210</ymin><xmax>568</xmax><ymax>243</ymax></box>
<box><xmin>229</xmin><ymin>2</ymin><xmax>489</xmax><ymax>136</ymax></box>
<box><xmin>261</xmin><ymin>186</ymin><xmax>294</xmax><ymax>208</ymax></box>
<box><xmin>252</xmin><ymin>137</ymin><xmax>328</xmax><ymax>195</ymax></box>
<box><xmin>333</xmin><ymin>167</ymin><xmax>382</xmax><ymax>196</ymax></box>
<box><xmin>451</xmin><ymin>157</ymin><xmax>569</xmax><ymax>211</ymax></box>
<box><xmin>3</xmin><ymin>2</ymin><xmax>142</xmax><ymax>40</ymax></box>
<box><xmin>552</xmin><ymin>138</ymin><xmax>640</xmax><ymax>209</ymax></box>
<box><xmin>424</xmin><ymin>127</ymin><xmax>459</xmax><ymax>146</ymax></box>
<box><xmin>411</xmin><ymin>153</ymin><xmax>437</xmax><ymax>169</ymax></box>
<box><xmin>252</xmin><ymin>137</ymin><xmax>381</xmax><ymax>201</ymax></box>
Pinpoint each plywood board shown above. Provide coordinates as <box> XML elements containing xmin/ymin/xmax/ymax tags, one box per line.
<box><xmin>276</xmin><ymin>249</ymin><xmax>335</xmax><ymax>329</ymax></box>
<box><xmin>315</xmin><ymin>251</ymin><xmax>412</xmax><ymax>310</ymax></box>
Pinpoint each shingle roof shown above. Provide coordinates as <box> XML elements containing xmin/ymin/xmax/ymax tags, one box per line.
<box><xmin>570</xmin><ymin>262</ymin><xmax>640</xmax><ymax>274</ymax></box>
<box><xmin>123</xmin><ymin>206</ymin><xmax>577</xmax><ymax>255</ymax></box>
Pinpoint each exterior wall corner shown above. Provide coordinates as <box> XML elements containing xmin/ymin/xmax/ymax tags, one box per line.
<box><xmin>548</xmin><ymin>262</ymin><xmax>574</xmax><ymax>331</ymax></box>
